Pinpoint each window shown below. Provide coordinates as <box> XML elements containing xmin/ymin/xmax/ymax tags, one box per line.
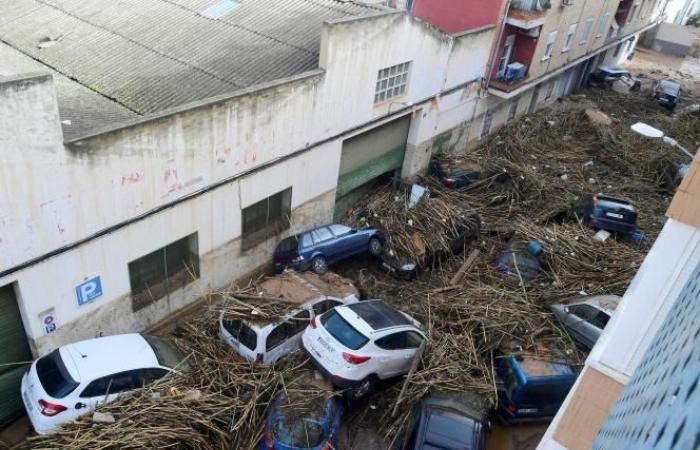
<box><xmin>36</xmin><ymin>350</ymin><xmax>79</xmax><ymax>399</ymax></box>
<box><xmin>241</xmin><ymin>187</ymin><xmax>292</xmax><ymax>250</ymax></box>
<box><xmin>629</xmin><ymin>4</ymin><xmax>639</xmax><ymax>22</ymax></box>
<box><xmin>134</xmin><ymin>368</ymin><xmax>169</xmax><ymax>388</ymax></box>
<box><xmin>329</xmin><ymin>224</ymin><xmax>352</xmax><ymax>237</ymax></box>
<box><xmin>80</xmin><ymin>371</ymin><xmax>139</xmax><ymax>398</ymax></box>
<box><xmin>580</xmin><ymin>18</ymin><xmax>594</xmax><ymax>44</ymax></box>
<box><xmin>265</xmin><ymin>310</ymin><xmax>310</xmax><ymax>351</ymax></box>
<box><xmin>375</xmin><ymin>331</ymin><xmax>424</xmax><ymax>350</ymax></box>
<box><xmin>545</xmin><ymin>80</ymin><xmax>555</xmax><ymax>100</ymax></box>
<box><xmin>143</xmin><ymin>335</ymin><xmax>188</xmax><ymax>370</ymax></box>
<box><xmin>543</xmin><ymin>31</ymin><xmax>558</xmax><ymax>60</ymax></box>
<box><xmin>591</xmin><ymin>311</ymin><xmax>611</xmax><ymax>329</ymax></box>
<box><xmin>312</xmin><ymin>299</ymin><xmax>342</xmax><ymax>316</ymax></box>
<box><xmin>507</xmin><ymin>97</ymin><xmax>519</xmax><ymax>122</ymax></box>
<box><xmin>374</xmin><ymin>61</ymin><xmax>411</xmax><ymax>104</ymax></box>
<box><xmin>480</xmin><ymin>109</ymin><xmax>494</xmax><ymax>139</ymax></box>
<box><xmin>563</xmin><ymin>23</ymin><xmax>577</xmax><ymax>51</ymax></box>
<box><xmin>498</xmin><ymin>34</ymin><xmax>516</xmax><ymax>78</ymax></box>
<box><xmin>129</xmin><ymin>233</ymin><xmax>200</xmax><ymax>312</ymax></box>
<box><xmin>597</xmin><ymin>13</ymin><xmax>611</xmax><ymax>36</ymax></box>
<box><xmin>320</xmin><ymin>309</ymin><xmax>369</xmax><ymax>350</ymax></box>
<box><xmin>311</xmin><ymin>226</ymin><xmax>334</xmax><ymax>244</ymax></box>
<box><xmin>222</xmin><ymin>318</ymin><xmax>258</xmax><ymax>351</ymax></box>
<box><xmin>569</xmin><ymin>304</ymin><xmax>600</xmax><ymax>322</ymax></box>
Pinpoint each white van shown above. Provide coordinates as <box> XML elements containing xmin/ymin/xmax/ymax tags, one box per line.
<box><xmin>218</xmin><ymin>271</ymin><xmax>359</xmax><ymax>364</ymax></box>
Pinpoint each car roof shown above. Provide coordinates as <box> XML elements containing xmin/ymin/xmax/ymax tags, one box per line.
<box><xmin>238</xmin><ymin>295</ymin><xmax>354</xmax><ymax>332</ymax></box>
<box><xmin>343</xmin><ymin>300</ymin><xmax>413</xmax><ymax>332</ymax></box>
<box><xmin>60</xmin><ymin>333</ymin><xmax>159</xmax><ymax>382</ymax></box>
<box><xmin>419</xmin><ymin>406</ymin><xmax>481</xmax><ymax>450</ymax></box>
<box><xmin>561</xmin><ymin>294</ymin><xmax>621</xmax><ymax>315</ymax></box>
<box><xmin>659</xmin><ymin>79</ymin><xmax>681</xmax><ymax>94</ymax></box>
<box><xmin>511</xmin><ymin>355</ymin><xmax>575</xmax><ymax>379</ymax></box>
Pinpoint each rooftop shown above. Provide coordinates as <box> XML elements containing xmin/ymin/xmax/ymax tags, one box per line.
<box><xmin>0</xmin><ymin>0</ymin><xmax>376</xmax><ymax>140</ymax></box>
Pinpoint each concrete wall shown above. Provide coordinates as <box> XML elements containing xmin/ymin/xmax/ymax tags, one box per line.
<box><xmin>0</xmin><ymin>13</ymin><xmax>496</xmax><ymax>354</ymax></box>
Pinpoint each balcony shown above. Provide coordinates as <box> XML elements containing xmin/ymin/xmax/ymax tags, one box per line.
<box><xmin>507</xmin><ymin>0</ymin><xmax>551</xmax><ymax>30</ymax></box>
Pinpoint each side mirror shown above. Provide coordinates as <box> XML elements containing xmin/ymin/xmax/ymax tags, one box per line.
<box><xmin>75</xmin><ymin>402</ymin><xmax>86</xmax><ymax>410</ymax></box>
<box><xmin>349</xmin><ymin>229</ymin><xmax>358</xmax><ymax>234</ymax></box>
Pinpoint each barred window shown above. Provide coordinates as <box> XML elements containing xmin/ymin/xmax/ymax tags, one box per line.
<box><xmin>129</xmin><ymin>233</ymin><xmax>200</xmax><ymax>312</ymax></box>
<box><xmin>241</xmin><ymin>187</ymin><xmax>292</xmax><ymax>250</ymax></box>
<box><xmin>374</xmin><ymin>62</ymin><xmax>411</xmax><ymax>104</ymax></box>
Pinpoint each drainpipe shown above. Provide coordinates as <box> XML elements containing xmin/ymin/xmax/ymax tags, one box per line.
<box><xmin>483</xmin><ymin>0</ymin><xmax>514</xmax><ymax>95</ymax></box>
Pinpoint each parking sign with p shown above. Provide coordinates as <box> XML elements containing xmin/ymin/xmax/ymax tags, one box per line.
<box><xmin>76</xmin><ymin>276</ymin><xmax>103</xmax><ymax>306</ymax></box>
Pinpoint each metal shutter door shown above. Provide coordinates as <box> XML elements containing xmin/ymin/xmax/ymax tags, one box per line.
<box><xmin>0</xmin><ymin>285</ymin><xmax>32</xmax><ymax>425</ymax></box>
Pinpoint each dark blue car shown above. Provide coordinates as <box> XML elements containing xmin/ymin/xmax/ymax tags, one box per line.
<box><xmin>496</xmin><ymin>355</ymin><xmax>576</xmax><ymax>423</ymax></box>
<box><xmin>260</xmin><ymin>392</ymin><xmax>344</xmax><ymax>450</ymax></box>
<box><xmin>274</xmin><ymin>224</ymin><xmax>383</xmax><ymax>274</ymax></box>
<box><xmin>579</xmin><ymin>194</ymin><xmax>638</xmax><ymax>234</ymax></box>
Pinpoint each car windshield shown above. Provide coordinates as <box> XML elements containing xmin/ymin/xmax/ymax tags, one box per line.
<box><xmin>36</xmin><ymin>350</ymin><xmax>79</xmax><ymax>399</ymax></box>
<box><xmin>273</xmin><ymin>417</ymin><xmax>325</xmax><ymax>448</ymax></box>
<box><xmin>321</xmin><ymin>309</ymin><xmax>369</xmax><ymax>350</ymax></box>
<box><xmin>143</xmin><ymin>335</ymin><xmax>190</xmax><ymax>371</ymax></box>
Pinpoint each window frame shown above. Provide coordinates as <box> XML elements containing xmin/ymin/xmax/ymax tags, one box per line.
<box><xmin>241</xmin><ymin>187</ymin><xmax>292</xmax><ymax>250</ymax></box>
<box><xmin>562</xmin><ymin>23</ymin><xmax>578</xmax><ymax>52</ymax></box>
<box><xmin>374</xmin><ymin>61</ymin><xmax>411</xmax><ymax>104</ymax></box>
<box><xmin>543</xmin><ymin>31</ymin><xmax>558</xmax><ymax>60</ymax></box>
<box><xmin>580</xmin><ymin>18</ymin><xmax>594</xmax><ymax>44</ymax></box>
<box><xmin>129</xmin><ymin>233</ymin><xmax>200</xmax><ymax>312</ymax></box>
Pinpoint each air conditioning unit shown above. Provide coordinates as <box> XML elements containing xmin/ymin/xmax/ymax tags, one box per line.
<box><xmin>523</xmin><ymin>27</ymin><xmax>541</xmax><ymax>37</ymax></box>
<box><xmin>505</xmin><ymin>62</ymin><xmax>528</xmax><ymax>83</ymax></box>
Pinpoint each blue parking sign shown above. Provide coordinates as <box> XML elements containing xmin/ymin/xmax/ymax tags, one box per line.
<box><xmin>76</xmin><ymin>276</ymin><xmax>103</xmax><ymax>306</ymax></box>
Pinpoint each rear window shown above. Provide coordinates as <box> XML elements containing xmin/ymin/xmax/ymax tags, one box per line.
<box><xmin>222</xmin><ymin>319</ymin><xmax>258</xmax><ymax>351</ymax></box>
<box><xmin>273</xmin><ymin>417</ymin><xmax>324</xmax><ymax>448</ymax></box>
<box><xmin>275</xmin><ymin>236</ymin><xmax>299</xmax><ymax>254</ymax></box>
<box><xmin>143</xmin><ymin>335</ymin><xmax>190</xmax><ymax>371</ymax></box>
<box><xmin>36</xmin><ymin>350</ymin><xmax>79</xmax><ymax>399</ymax></box>
<box><xmin>320</xmin><ymin>309</ymin><xmax>368</xmax><ymax>350</ymax></box>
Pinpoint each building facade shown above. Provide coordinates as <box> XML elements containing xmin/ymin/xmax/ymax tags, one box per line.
<box><xmin>537</xmin><ymin>149</ymin><xmax>700</xmax><ymax>450</ymax></box>
<box><xmin>0</xmin><ymin>2</ymin><xmax>501</xmax><ymax>423</ymax></box>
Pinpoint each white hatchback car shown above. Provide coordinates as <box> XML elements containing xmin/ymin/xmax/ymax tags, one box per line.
<box><xmin>21</xmin><ymin>333</ymin><xmax>188</xmax><ymax>434</ymax></box>
<box><xmin>302</xmin><ymin>300</ymin><xmax>425</xmax><ymax>399</ymax></box>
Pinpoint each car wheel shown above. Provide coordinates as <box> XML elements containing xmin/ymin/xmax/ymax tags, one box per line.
<box><xmin>345</xmin><ymin>376</ymin><xmax>376</xmax><ymax>401</ymax></box>
<box><xmin>311</xmin><ymin>256</ymin><xmax>328</xmax><ymax>274</ymax></box>
<box><xmin>368</xmin><ymin>237</ymin><xmax>383</xmax><ymax>256</ymax></box>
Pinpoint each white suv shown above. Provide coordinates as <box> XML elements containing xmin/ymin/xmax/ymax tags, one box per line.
<box><xmin>302</xmin><ymin>300</ymin><xmax>425</xmax><ymax>399</ymax></box>
<box><xmin>21</xmin><ymin>334</ymin><xmax>188</xmax><ymax>434</ymax></box>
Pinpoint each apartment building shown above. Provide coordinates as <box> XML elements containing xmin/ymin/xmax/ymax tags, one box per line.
<box><xmin>538</xmin><ymin>148</ymin><xmax>700</xmax><ymax>450</ymax></box>
<box><xmin>481</xmin><ymin>0</ymin><xmax>666</xmax><ymax>138</ymax></box>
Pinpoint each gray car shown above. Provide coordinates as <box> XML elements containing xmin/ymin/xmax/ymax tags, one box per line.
<box><xmin>551</xmin><ymin>295</ymin><xmax>621</xmax><ymax>349</ymax></box>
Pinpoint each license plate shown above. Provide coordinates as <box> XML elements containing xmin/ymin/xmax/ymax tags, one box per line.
<box><xmin>605</xmin><ymin>212</ymin><xmax>623</xmax><ymax>219</ymax></box>
<box><xmin>317</xmin><ymin>337</ymin><xmax>333</xmax><ymax>353</ymax></box>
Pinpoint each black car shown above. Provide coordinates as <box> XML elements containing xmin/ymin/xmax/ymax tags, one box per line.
<box><xmin>575</xmin><ymin>194</ymin><xmax>638</xmax><ymax>234</ymax></box>
<box><xmin>588</xmin><ymin>67</ymin><xmax>641</xmax><ymax>91</ymax></box>
<box><xmin>402</xmin><ymin>393</ymin><xmax>489</xmax><ymax>450</ymax></box>
<box><xmin>430</xmin><ymin>159</ymin><xmax>482</xmax><ymax>189</ymax></box>
<box><xmin>653</xmin><ymin>79</ymin><xmax>681</xmax><ymax>111</ymax></box>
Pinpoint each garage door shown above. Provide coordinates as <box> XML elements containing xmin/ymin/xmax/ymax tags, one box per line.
<box><xmin>0</xmin><ymin>285</ymin><xmax>32</xmax><ymax>425</ymax></box>
<box><xmin>335</xmin><ymin>115</ymin><xmax>411</xmax><ymax>218</ymax></box>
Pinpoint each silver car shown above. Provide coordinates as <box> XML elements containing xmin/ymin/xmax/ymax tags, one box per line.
<box><xmin>551</xmin><ymin>295</ymin><xmax>621</xmax><ymax>349</ymax></box>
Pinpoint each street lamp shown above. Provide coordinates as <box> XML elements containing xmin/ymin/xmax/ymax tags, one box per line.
<box><xmin>630</xmin><ymin>122</ymin><xmax>694</xmax><ymax>159</ymax></box>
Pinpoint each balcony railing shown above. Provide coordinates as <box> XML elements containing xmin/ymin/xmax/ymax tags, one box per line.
<box><xmin>512</xmin><ymin>0</ymin><xmax>552</xmax><ymax>12</ymax></box>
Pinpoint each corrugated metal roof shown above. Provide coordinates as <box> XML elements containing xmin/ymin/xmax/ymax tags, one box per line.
<box><xmin>0</xmin><ymin>0</ymin><xmax>376</xmax><ymax>136</ymax></box>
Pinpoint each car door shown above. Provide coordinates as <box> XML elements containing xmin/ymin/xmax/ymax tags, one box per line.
<box><xmin>265</xmin><ymin>310</ymin><xmax>311</xmax><ymax>363</ymax></box>
<box><xmin>311</xmin><ymin>227</ymin><xmax>336</xmax><ymax>262</ymax></box>
<box><xmin>375</xmin><ymin>331</ymin><xmax>424</xmax><ymax>377</ymax></box>
<box><xmin>79</xmin><ymin>370</ymin><xmax>140</xmax><ymax>412</ymax></box>
<box><xmin>329</xmin><ymin>224</ymin><xmax>361</xmax><ymax>256</ymax></box>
